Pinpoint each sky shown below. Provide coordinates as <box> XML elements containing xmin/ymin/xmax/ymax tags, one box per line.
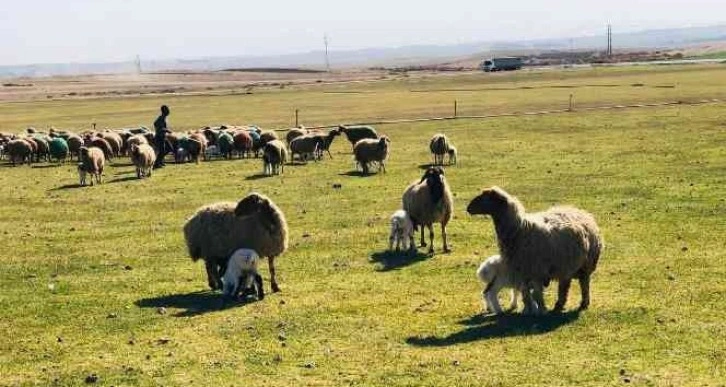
<box><xmin>2</xmin><ymin>0</ymin><xmax>726</xmax><ymax>66</ymax></box>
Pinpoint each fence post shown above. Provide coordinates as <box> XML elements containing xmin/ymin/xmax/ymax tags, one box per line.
<box><xmin>295</xmin><ymin>109</ymin><xmax>299</xmax><ymax>127</ymax></box>
<box><xmin>454</xmin><ymin>100</ymin><xmax>458</xmax><ymax>118</ymax></box>
<box><xmin>569</xmin><ymin>94</ymin><xmax>574</xmax><ymax>112</ymax></box>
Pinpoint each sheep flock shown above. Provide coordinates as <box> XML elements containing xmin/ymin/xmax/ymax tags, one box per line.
<box><xmin>2</xmin><ymin>121</ymin><xmax>606</xmax><ymax>318</ymax></box>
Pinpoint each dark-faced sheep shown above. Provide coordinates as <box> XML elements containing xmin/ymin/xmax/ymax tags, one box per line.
<box><xmin>78</xmin><ymin>146</ymin><xmax>105</xmax><ymax>186</ymax></box>
<box><xmin>310</xmin><ymin>128</ymin><xmax>341</xmax><ymax>159</ymax></box>
<box><xmin>353</xmin><ymin>136</ymin><xmax>390</xmax><ymax>175</ymax></box>
<box><xmin>339</xmin><ymin>125</ymin><xmax>378</xmax><ymax>148</ymax></box>
<box><xmin>402</xmin><ymin>167</ymin><xmax>454</xmax><ymax>254</ymax></box>
<box><xmin>183</xmin><ymin>192</ymin><xmax>289</xmax><ymax>293</ymax></box>
<box><xmin>130</xmin><ymin>143</ymin><xmax>156</xmax><ymax>179</ymax></box>
<box><xmin>466</xmin><ymin>187</ymin><xmax>603</xmax><ymax>314</ymax></box>
<box><xmin>429</xmin><ymin>133</ymin><xmax>450</xmax><ymax>166</ymax></box>
<box><xmin>262</xmin><ymin>140</ymin><xmax>287</xmax><ymax>175</ymax></box>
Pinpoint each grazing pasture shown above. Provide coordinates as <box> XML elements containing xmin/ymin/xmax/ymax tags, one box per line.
<box><xmin>1</xmin><ymin>65</ymin><xmax>725</xmax><ymax>386</ymax></box>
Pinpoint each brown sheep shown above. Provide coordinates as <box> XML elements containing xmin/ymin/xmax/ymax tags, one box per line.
<box><xmin>6</xmin><ymin>139</ymin><xmax>33</xmax><ymax>166</ymax></box>
<box><xmin>466</xmin><ymin>187</ymin><xmax>603</xmax><ymax>314</ymax></box>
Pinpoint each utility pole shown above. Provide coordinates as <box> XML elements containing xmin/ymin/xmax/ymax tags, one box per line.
<box><xmin>324</xmin><ymin>34</ymin><xmax>331</xmax><ymax>72</ymax></box>
<box><xmin>606</xmin><ymin>24</ymin><xmax>613</xmax><ymax>57</ymax></box>
<box><xmin>135</xmin><ymin>55</ymin><xmax>142</xmax><ymax>74</ymax></box>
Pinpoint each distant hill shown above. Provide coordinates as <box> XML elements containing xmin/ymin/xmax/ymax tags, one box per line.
<box><xmin>3</xmin><ymin>25</ymin><xmax>726</xmax><ymax>78</ymax></box>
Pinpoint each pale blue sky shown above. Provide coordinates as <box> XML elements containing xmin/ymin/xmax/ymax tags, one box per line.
<box><xmin>2</xmin><ymin>0</ymin><xmax>725</xmax><ymax>65</ymax></box>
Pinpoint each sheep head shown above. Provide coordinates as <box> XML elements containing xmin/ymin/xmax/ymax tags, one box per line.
<box><xmin>466</xmin><ymin>186</ymin><xmax>511</xmax><ymax>217</ymax></box>
<box><xmin>378</xmin><ymin>136</ymin><xmax>390</xmax><ymax>148</ymax></box>
<box><xmin>420</xmin><ymin>166</ymin><xmax>445</xmax><ymax>204</ymax></box>
<box><xmin>235</xmin><ymin>193</ymin><xmax>279</xmax><ymax>233</ymax></box>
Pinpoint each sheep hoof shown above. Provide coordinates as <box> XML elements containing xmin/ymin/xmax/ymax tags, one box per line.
<box><xmin>443</xmin><ymin>247</ymin><xmax>452</xmax><ymax>254</ymax></box>
<box><xmin>271</xmin><ymin>283</ymin><xmax>280</xmax><ymax>293</ymax></box>
<box><xmin>578</xmin><ymin>303</ymin><xmax>589</xmax><ymax>311</ymax></box>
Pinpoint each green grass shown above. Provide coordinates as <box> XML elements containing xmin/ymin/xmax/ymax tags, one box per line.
<box><xmin>1</xmin><ymin>66</ymin><xmax>725</xmax><ymax>386</ymax></box>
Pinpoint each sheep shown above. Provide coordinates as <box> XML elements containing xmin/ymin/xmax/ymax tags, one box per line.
<box><xmin>233</xmin><ymin>130</ymin><xmax>253</xmax><ymax>158</ymax></box>
<box><xmin>259</xmin><ymin>131</ymin><xmax>279</xmax><ymax>148</ymax></box>
<box><xmin>66</xmin><ymin>135</ymin><xmax>84</xmax><ymax>161</ymax></box>
<box><xmin>48</xmin><ymin>137</ymin><xmax>69</xmax><ymax>163</ymax></box>
<box><xmin>389</xmin><ymin>210</ymin><xmax>414</xmax><ymax>252</ymax></box>
<box><xmin>78</xmin><ymin>146</ymin><xmax>105</xmax><ymax>186</ymax></box>
<box><xmin>353</xmin><ymin>136</ymin><xmax>390</xmax><ymax>175</ymax></box>
<box><xmin>476</xmin><ymin>255</ymin><xmax>522</xmax><ymax>315</ymax></box>
<box><xmin>447</xmin><ymin>145</ymin><xmax>458</xmax><ymax>165</ymax></box>
<box><xmin>290</xmin><ymin>134</ymin><xmax>323</xmax><ymax>163</ymax></box>
<box><xmin>248</xmin><ymin>129</ymin><xmax>263</xmax><ymax>157</ymax></box>
<box><xmin>222</xmin><ymin>248</ymin><xmax>264</xmax><ymax>301</ymax></box>
<box><xmin>262</xmin><ymin>140</ymin><xmax>287</xmax><ymax>175</ymax></box>
<box><xmin>429</xmin><ymin>133</ymin><xmax>450</xmax><ymax>166</ymax></box>
<box><xmin>89</xmin><ymin>137</ymin><xmax>114</xmax><ymax>161</ymax></box>
<box><xmin>183</xmin><ymin>192</ymin><xmax>289</xmax><ymax>293</ymax></box>
<box><xmin>466</xmin><ymin>187</ymin><xmax>603</xmax><ymax>314</ymax></box>
<box><xmin>99</xmin><ymin>131</ymin><xmax>123</xmax><ymax>157</ymax></box>
<box><xmin>23</xmin><ymin>137</ymin><xmax>38</xmax><ymax>160</ymax></box>
<box><xmin>402</xmin><ymin>166</ymin><xmax>454</xmax><ymax>254</ymax></box>
<box><xmin>6</xmin><ymin>139</ymin><xmax>33</xmax><ymax>166</ymax></box>
<box><xmin>286</xmin><ymin>126</ymin><xmax>308</xmax><ymax>146</ymax></box>
<box><xmin>130</xmin><ymin>143</ymin><xmax>156</xmax><ymax>179</ymax></box>
<box><xmin>217</xmin><ymin>132</ymin><xmax>234</xmax><ymax>159</ymax></box>
<box><xmin>310</xmin><ymin>128</ymin><xmax>341</xmax><ymax>159</ymax></box>
<box><xmin>339</xmin><ymin>125</ymin><xmax>378</xmax><ymax>148</ymax></box>
<box><xmin>187</xmin><ymin>133</ymin><xmax>208</xmax><ymax>163</ymax></box>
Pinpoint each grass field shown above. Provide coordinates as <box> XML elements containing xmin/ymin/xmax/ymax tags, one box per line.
<box><xmin>1</xmin><ymin>65</ymin><xmax>725</xmax><ymax>386</ymax></box>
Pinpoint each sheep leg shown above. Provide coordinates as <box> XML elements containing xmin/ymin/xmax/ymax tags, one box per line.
<box><xmin>427</xmin><ymin>225</ymin><xmax>434</xmax><ymax>254</ymax></box>
<box><xmin>268</xmin><ymin>256</ymin><xmax>280</xmax><ymax>293</ymax></box>
<box><xmin>484</xmin><ymin>289</ymin><xmax>503</xmax><ymax>315</ymax></box>
<box><xmin>441</xmin><ymin>222</ymin><xmax>450</xmax><ymax>253</ymax></box>
<box><xmin>520</xmin><ymin>285</ymin><xmax>538</xmax><ymax>315</ymax></box>
<box><xmin>204</xmin><ymin>260</ymin><xmax>222</xmax><ymax>290</ymax></box>
<box><xmin>254</xmin><ymin>273</ymin><xmax>265</xmax><ymax>300</ymax></box>
<box><xmin>578</xmin><ymin>273</ymin><xmax>591</xmax><ymax>310</ymax></box>
<box><xmin>553</xmin><ymin>279</ymin><xmax>572</xmax><ymax>312</ymax></box>
<box><xmin>419</xmin><ymin>224</ymin><xmax>426</xmax><ymax>247</ymax></box>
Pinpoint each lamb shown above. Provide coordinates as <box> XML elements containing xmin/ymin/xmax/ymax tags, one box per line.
<box><xmin>353</xmin><ymin>136</ymin><xmax>390</xmax><ymax>175</ymax></box>
<box><xmin>290</xmin><ymin>134</ymin><xmax>323</xmax><ymax>163</ymax></box>
<box><xmin>466</xmin><ymin>187</ymin><xmax>603</xmax><ymax>314</ymax></box>
<box><xmin>6</xmin><ymin>139</ymin><xmax>33</xmax><ymax>166</ymax></box>
<box><xmin>389</xmin><ymin>210</ymin><xmax>414</xmax><ymax>252</ymax></box>
<box><xmin>130</xmin><ymin>143</ymin><xmax>156</xmax><ymax>179</ymax></box>
<box><xmin>183</xmin><ymin>192</ymin><xmax>289</xmax><ymax>293</ymax></box>
<box><xmin>262</xmin><ymin>140</ymin><xmax>287</xmax><ymax>175</ymax></box>
<box><xmin>339</xmin><ymin>125</ymin><xmax>378</xmax><ymax>148</ymax></box>
<box><xmin>447</xmin><ymin>145</ymin><xmax>458</xmax><ymax>165</ymax></box>
<box><xmin>222</xmin><ymin>248</ymin><xmax>264</xmax><ymax>301</ymax></box>
<box><xmin>476</xmin><ymin>255</ymin><xmax>521</xmax><ymax>315</ymax></box>
<box><xmin>78</xmin><ymin>146</ymin><xmax>105</xmax><ymax>186</ymax></box>
<box><xmin>402</xmin><ymin>166</ymin><xmax>454</xmax><ymax>254</ymax></box>
<box><xmin>429</xmin><ymin>133</ymin><xmax>450</xmax><ymax>166</ymax></box>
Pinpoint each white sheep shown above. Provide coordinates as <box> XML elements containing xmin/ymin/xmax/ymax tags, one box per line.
<box><xmin>476</xmin><ymin>255</ymin><xmax>521</xmax><ymax>314</ymax></box>
<box><xmin>222</xmin><ymin>248</ymin><xmax>264</xmax><ymax>301</ymax></box>
<box><xmin>389</xmin><ymin>210</ymin><xmax>414</xmax><ymax>252</ymax></box>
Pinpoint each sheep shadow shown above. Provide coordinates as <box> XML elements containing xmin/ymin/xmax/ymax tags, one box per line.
<box><xmin>31</xmin><ymin>163</ymin><xmax>64</xmax><ymax>169</ymax></box>
<box><xmin>135</xmin><ymin>290</ymin><xmax>256</xmax><ymax>317</ymax></box>
<box><xmin>49</xmin><ymin>183</ymin><xmax>85</xmax><ymax>190</ymax></box>
<box><xmin>417</xmin><ymin>163</ymin><xmax>449</xmax><ymax>170</ymax></box>
<box><xmin>405</xmin><ymin>310</ymin><xmax>581</xmax><ymax>347</ymax></box>
<box><xmin>245</xmin><ymin>173</ymin><xmax>281</xmax><ymax>180</ymax></box>
<box><xmin>339</xmin><ymin>170</ymin><xmax>380</xmax><ymax>177</ymax></box>
<box><xmin>370</xmin><ymin>250</ymin><xmax>431</xmax><ymax>272</ymax></box>
<box><xmin>106</xmin><ymin>176</ymin><xmax>140</xmax><ymax>184</ymax></box>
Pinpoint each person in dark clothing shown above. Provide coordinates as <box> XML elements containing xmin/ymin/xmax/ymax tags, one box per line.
<box><xmin>153</xmin><ymin>105</ymin><xmax>171</xmax><ymax>168</ymax></box>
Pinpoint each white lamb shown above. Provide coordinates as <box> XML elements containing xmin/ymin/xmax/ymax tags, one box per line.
<box><xmin>389</xmin><ymin>209</ymin><xmax>414</xmax><ymax>252</ymax></box>
<box><xmin>476</xmin><ymin>255</ymin><xmax>521</xmax><ymax>314</ymax></box>
<box><xmin>222</xmin><ymin>248</ymin><xmax>264</xmax><ymax>301</ymax></box>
